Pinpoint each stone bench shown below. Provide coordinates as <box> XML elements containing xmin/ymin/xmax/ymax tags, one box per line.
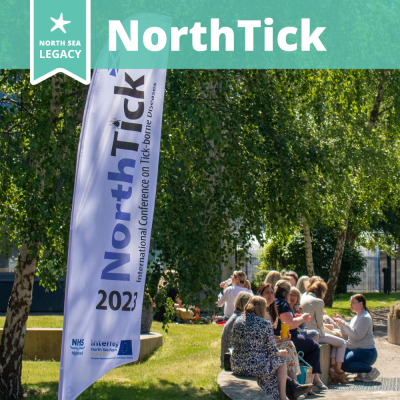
<box><xmin>0</xmin><ymin>328</ymin><xmax>162</xmax><ymax>362</ymax></box>
<box><xmin>218</xmin><ymin>371</ymin><xmax>274</xmax><ymax>400</ymax></box>
<box><xmin>319</xmin><ymin>343</ymin><xmax>332</xmax><ymax>385</ymax></box>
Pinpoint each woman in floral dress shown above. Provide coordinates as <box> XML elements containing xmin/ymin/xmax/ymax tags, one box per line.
<box><xmin>258</xmin><ymin>283</ymin><xmax>301</xmax><ymax>381</ymax></box>
<box><xmin>231</xmin><ymin>296</ymin><xmax>289</xmax><ymax>400</ymax></box>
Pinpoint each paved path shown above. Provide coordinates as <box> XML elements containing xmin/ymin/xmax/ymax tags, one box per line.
<box><xmin>314</xmin><ymin>391</ymin><xmax>400</xmax><ymax>399</ymax></box>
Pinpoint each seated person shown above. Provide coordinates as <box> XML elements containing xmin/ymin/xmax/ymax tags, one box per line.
<box><xmin>153</xmin><ymin>270</ymin><xmax>182</xmax><ymax>321</ymax></box>
<box><xmin>301</xmin><ymin>280</ymin><xmax>347</xmax><ymax>383</ymax></box>
<box><xmin>274</xmin><ymin>280</ymin><xmax>327</xmax><ymax>392</ymax></box>
<box><xmin>258</xmin><ymin>283</ymin><xmax>301</xmax><ymax>381</ymax></box>
<box><xmin>258</xmin><ymin>284</ymin><xmax>312</xmax><ymax>399</ymax></box>
<box><xmin>288</xmin><ymin>287</ymin><xmax>319</xmax><ymax>343</ymax></box>
<box><xmin>333</xmin><ymin>294</ymin><xmax>380</xmax><ymax>382</ymax></box>
<box><xmin>231</xmin><ymin>296</ymin><xmax>288</xmax><ymax>400</ymax></box>
<box><xmin>220</xmin><ymin>291</ymin><xmax>253</xmax><ymax>367</ymax></box>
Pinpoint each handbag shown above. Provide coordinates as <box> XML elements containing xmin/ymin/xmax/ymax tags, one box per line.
<box><xmin>297</xmin><ymin>351</ymin><xmax>313</xmax><ymax>385</ymax></box>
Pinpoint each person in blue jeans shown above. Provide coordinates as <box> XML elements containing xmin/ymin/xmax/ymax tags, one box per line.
<box><xmin>333</xmin><ymin>294</ymin><xmax>380</xmax><ymax>382</ymax></box>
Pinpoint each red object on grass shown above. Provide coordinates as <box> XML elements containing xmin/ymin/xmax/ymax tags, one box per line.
<box><xmin>217</xmin><ymin>321</ymin><xmax>227</xmax><ymax>326</ymax></box>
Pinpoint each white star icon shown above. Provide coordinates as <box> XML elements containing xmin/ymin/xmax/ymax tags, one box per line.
<box><xmin>50</xmin><ymin>13</ymin><xmax>71</xmax><ymax>34</ymax></box>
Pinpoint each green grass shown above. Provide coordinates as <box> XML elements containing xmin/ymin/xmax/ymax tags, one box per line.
<box><xmin>4</xmin><ymin>322</ymin><xmax>223</xmax><ymax>400</ymax></box>
<box><xmin>0</xmin><ymin>315</ymin><xmax>64</xmax><ymax>329</ymax></box>
<box><xmin>325</xmin><ymin>292</ymin><xmax>400</xmax><ymax>317</ymax></box>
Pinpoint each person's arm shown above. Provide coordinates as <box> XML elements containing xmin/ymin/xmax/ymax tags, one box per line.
<box><xmin>280</xmin><ymin>311</ymin><xmax>309</xmax><ymax>330</ymax></box>
<box><xmin>216</xmin><ymin>287</ymin><xmax>230</xmax><ymax>307</ymax></box>
<box><xmin>340</xmin><ymin>315</ymin><xmax>370</xmax><ymax>341</ymax></box>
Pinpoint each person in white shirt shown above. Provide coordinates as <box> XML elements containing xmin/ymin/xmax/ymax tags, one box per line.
<box><xmin>216</xmin><ymin>271</ymin><xmax>253</xmax><ymax>319</ymax></box>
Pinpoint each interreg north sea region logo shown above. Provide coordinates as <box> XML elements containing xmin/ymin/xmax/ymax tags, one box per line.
<box><xmin>30</xmin><ymin>0</ymin><xmax>90</xmax><ymax>85</ymax></box>
<box><xmin>90</xmin><ymin>340</ymin><xmax>133</xmax><ymax>359</ymax></box>
<box><xmin>70</xmin><ymin>338</ymin><xmax>85</xmax><ymax>356</ymax></box>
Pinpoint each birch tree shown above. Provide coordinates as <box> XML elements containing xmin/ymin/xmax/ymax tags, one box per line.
<box><xmin>0</xmin><ymin>71</ymin><xmax>86</xmax><ymax>399</ymax></box>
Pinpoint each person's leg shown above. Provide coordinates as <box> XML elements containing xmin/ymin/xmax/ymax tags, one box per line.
<box><xmin>287</xmin><ymin>370</ymin><xmax>297</xmax><ymax>381</ymax></box>
<box><xmin>320</xmin><ymin>334</ymin><xmax>346</xmax><ymax>373</ymax></box>
<box><xmin>330</xmin><ymin>346</ymin><xmax>337</xmax><ymax>369</ymax></box>
<box><xmin>276</xmin><ymin>362</ymin><xmax>288</xmax><ymax>400</ymax></box>
<box><xmin>342</xmin><ymin>348</ymin><xmax>378</xmax><ymax>374</ymax></box>
<box><xmin>303</xmin><ymin>342</ymin><xmax>321</xmax><ymax>376</ymax></box>
<box><xmin>258</xmin><ymin>370</ymin><xmax>282</xmax><ymax>400</ymax></box>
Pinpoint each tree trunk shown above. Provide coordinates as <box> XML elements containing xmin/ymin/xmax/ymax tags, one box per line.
<box><xmin>324</xmin><ymin>224</ymin><xmax>348</xmax><ymax>307</ymax></box>
<box><xmin>0</xmin><ymin>244</ymin><xmax>38</xmax><ymax>399</ymax></box>
<box><xmin>346</xmin><ymin>226</ymin><xmax>359</xmax><ymax>247</ymax></box>
<box><xmin>303</xmin><ymin>218</ymin><xmax>315</xmax><ymax>276</ymax></box>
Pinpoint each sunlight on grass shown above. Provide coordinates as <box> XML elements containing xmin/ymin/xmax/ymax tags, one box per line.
<box><xmin>0</xmin><ymin>315</ymin><xmax>64</xmax><ymax>329</ymax></box>
<box><xmin>18</xmin><ymin>322</ymin><xmax>223</xmax><ymax>399</ymax></box>
<box><xmin>325</xmin><ymin>292</ymin><xmax>400</xmax><ymax>317</ymax></box>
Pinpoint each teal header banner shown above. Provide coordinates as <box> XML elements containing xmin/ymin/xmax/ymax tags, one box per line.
<box><xmin>1</xmin><ymin>0</ymin><xmax>399</xmax><ymax>69</ymax></box>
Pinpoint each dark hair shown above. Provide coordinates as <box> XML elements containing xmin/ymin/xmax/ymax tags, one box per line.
<box><xmin>257</xmin><ymin>283</ymin><xmax>278</xmax><ymax>323</ymax></box>
<box><xmin>306</xmin><ymin>280</ymin><xmax>328</xmax><ymax>298</ymax></box>
<box><xmin>352</xmin><ymin>294</ymin><xmax>374</xmax><ymax>330</ymax></box>
<box><xmin>284</xmin><ymin>271</ymin><xmax>299</xmax><ymax>283</ymax></box>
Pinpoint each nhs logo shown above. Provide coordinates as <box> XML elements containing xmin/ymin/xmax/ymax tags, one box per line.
<box><xmin>70</xmin><ymin>339</ymin><xmax>85</xmax><ymax>355</ymax></box>
<box><xmin>71</xmin><ymin>339</ymin><xmax>85</xmax><ymax>349</ymax></box>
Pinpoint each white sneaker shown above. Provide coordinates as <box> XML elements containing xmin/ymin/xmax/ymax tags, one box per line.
<box><xmin>362</xmin><ymin>368</ymin><xmax>380</xmax><ymax>382</ymax></box>
<box><xmin>354</xmin><ymin>373</ymin><xmax>365</xmax><ymax>381</ymax></box>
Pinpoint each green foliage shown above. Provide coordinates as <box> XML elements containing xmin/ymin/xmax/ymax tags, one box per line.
<box><xmin>146</xmin><ymin>69</ymin><xmax>312</xmax><ymax>308</ymax></box>
<box><xmin>0</xmin><ymin>70</ymin><xmax>87</xmax><ymax>289</ymax></box>
<box><xmin>250</xmin><ymin>269</ymin><xmax>270</xmax><ymax>293</ymax></box>
<box><xmin>260</xmin><ymin>223</ymin><xmax>367</xmax><ymax>293</ymax></box>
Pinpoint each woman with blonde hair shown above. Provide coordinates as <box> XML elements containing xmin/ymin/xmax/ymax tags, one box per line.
<box><xmin>231</xmin><ymin>296</ymin><xmax>288</xmax><ymax>400</ymax></box>
<box><xmin>220</xmin><ymin>291</ymin><xmax>253</xmax><ymax>368</ymax></box>
<box><xmin>301</xmin><ymin>280</ymin><xmax>347</xmax><ymax>383</ymax></box>
<box><xmin>264</xmin><ymin>270</ymin><xmax>282</xmax><ymax>286</ymax></box>
<box><xmin>217</xmin><ymin>270</ymin><xmax>253</xmax><ymax>319</ymax></box>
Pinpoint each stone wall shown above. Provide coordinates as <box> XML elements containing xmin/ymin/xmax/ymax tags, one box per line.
<box><xmin>0</xmin><ymin>328</ymin><xmax>163</xmax><ymax>362</ymax></box>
